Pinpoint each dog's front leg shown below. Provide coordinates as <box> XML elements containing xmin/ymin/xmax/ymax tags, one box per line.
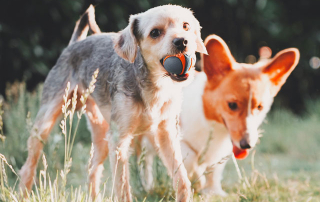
<box><xmin>156</xmin><ymin>119</ymin><xmax>191</xmax><ymax>202</ymax></box>
<box><xmin>86</xmin><ymin>98</ymin><xmax>109</xmax><ymax>200</ymax></box>
<box><xmin>201</xmin><ymin>161</ymin><xmax>228</xmax><ymax>196</ymax></box>
<box><xmin>107</xmin><ymin>122</ymin><xmax>133</xmax><ymax>202</ymax></box>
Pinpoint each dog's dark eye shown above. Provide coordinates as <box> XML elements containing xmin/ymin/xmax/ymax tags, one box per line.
<box><xmin>150</xmin><ymin>29</ymin><xmax>161</xmax><ymax>38</ymax></box>
<box><xmin>183</xmin><ymin>22</ymin><xmax>190</xmax><ymax>31</ymax></box>
<box><xmin>257</xmin><ymin>105</ymin><xmax>263</xmax><ymax>111</ymax></box>
<box><xmin>228</xmin><ymin>102</ymin><xmax>238</xmax><ymax>111</ymax></box>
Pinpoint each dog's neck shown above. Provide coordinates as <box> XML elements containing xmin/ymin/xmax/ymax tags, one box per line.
<box><xmin>181</xmin><ymin>72</ymin><xmax>229</xmax><ymax>148</ymax></box>
<box><xmin>135</xmin><ymin>52</ymin><xmax>183</xmax><ymax>108</ymax></box>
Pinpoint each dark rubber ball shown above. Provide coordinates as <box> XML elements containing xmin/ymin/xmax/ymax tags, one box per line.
<box><xmin>163</xmin><ymin>56</ymin><xmax>184</xmax><ymax>75</ymax></box>
<box><xmin>161</xmin><ymin>54</ymin><xmax>194</xmax><ymax>75</ymax></box>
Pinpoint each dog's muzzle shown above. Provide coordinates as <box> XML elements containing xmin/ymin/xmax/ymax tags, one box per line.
<box><xmin>173</xmin><ymin>37</ymin><xmax>188</xmax><ymax>52</ymax></box>
<box><xmin>160</xmin><ymin>53</ymin><xmax>195</xmax><ymax>81</ymax></box>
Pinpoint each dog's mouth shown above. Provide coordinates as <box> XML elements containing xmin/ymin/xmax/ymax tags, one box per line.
<box><xmin>160</xmin><ymin>53</ymin><xmax>195</xmax><ymax>82</ymax></box>
<box><xmin>223</xmin><ymin>118</ymin><xmax>250</xmax><ymax>160</ymax></box>
<box><xmin>232</xmin><ymin>143</ymin><xmax>249</xmax><ymax>160</ymax></box>
<box><xmin>168</xmin><ymin>72</ymin><xmax>189</xmax><ymax>81</ymax></box>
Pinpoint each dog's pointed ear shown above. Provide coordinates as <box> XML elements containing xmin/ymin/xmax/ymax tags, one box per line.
<box><xmin>194</xmin><ymin>23</ymin><xmax>207</xmax><ymax>54</ymax></box>
<box><xmin>202</xmin><ymin>35</ymin><xmax>235</xmax><ymax>85</ymax></box>
<box><xmin>262</xmin><ymin>48</ymin><xmax>300</xmax><ymax>96</ymax></box>
<box><xmin>114</xmin><ymin>15</ymin><xmax>140</xmax><ymax>63</ymax></box>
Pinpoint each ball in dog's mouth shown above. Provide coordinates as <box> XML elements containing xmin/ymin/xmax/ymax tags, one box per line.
<box><xmin>160</xmin><ymin>53</ymin><xmax>195</xmax><ymax>82</ymax></box>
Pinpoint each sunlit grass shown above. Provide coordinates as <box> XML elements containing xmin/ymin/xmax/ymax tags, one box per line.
<box><xmin>0</xmin><ymin>81</ymin><xmax>319</xmax><ymax>201</ymax></box>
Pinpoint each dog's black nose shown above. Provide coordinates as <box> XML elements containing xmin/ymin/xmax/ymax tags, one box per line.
<box><xmin>240</xmin><ymin>138</ymin><xmax>251</xmax><ymax>149</ymax></box>
<box><xmin>173</xmin><ymin>37</ymin><xmax>188</xmax><ymax>51</ymax></box>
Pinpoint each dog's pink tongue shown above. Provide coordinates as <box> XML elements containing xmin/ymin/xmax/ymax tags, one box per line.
<box><xmin>233</xmin><ymin>145</ymin><xmax>249</xmax><ymax>159</ymax></box>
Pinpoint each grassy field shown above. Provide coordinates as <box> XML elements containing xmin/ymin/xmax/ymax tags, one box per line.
<box><xmin>0</xmin><ymin>82</ymin><xmax>319</xmax><ymax>202</ymax></box>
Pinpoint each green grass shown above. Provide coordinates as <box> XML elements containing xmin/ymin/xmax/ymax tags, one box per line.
<box><xmin>0</xmin><ymin>82</ymin><xmax>319</xmax><ymax>201</ymax></box>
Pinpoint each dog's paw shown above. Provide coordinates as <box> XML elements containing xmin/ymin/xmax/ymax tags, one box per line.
<box><xmin>191</xmin><ymin>175</ymin><xmax>206</xmax><ymax>192</ymax></box>
<box><xmin>201</xmin><ymin>187</ymin><xmax>228</xmax><ymax>197</ymax></box>
<box><xmin>176</xmin><ymin>179</ymin><xmax>192</xmax><ymax>202</ymax></box>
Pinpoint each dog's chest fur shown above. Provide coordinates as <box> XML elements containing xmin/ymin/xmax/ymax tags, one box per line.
<box><xmin>138</xmin><ymin>77</ymin><xmax>183</xmax><ymax>134</ymax></box>
<box><xmin>181</xmin><ymin>72</ymin><xmax>232</xmax><ymax>165</ymax></box>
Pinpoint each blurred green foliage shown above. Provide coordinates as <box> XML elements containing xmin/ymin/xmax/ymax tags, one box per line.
<box><xmin>0</xmin><ymin>0</ymin><xmax>319</xmax><ymax>113</ymax></box>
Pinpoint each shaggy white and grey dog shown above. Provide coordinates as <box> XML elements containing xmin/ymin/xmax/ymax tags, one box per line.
<box><xmin>19</xmin><ymin>5</ymin><xmax>207</xmax><ymax>202</ymax></box>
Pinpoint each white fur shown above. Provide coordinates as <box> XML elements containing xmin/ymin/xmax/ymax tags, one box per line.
<box><xmin>141</xmin><ymin>36</ymin><xmax>299</xmax><ymax>196</ymax></box>
<box><xmin>142</xmin><ymin>71</ymin><xmax>274</xmax><ymax>195</ymax></box>
<box><xmin>180</xmin><ymin>71</ymin><xmax>274</xmax><ymax>195</ymax></box>
<box><xmin>245</xmin><ymin>84</ymin><xmax>273</xmax><ymax>147</ymax></box>
<box><xmin>180</xmin><ymin>73</ymin><xmax>232</xmax><ymax>193</ymax></box>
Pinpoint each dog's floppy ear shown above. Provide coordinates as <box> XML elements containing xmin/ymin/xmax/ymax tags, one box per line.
<box><xmin>202</xmin><ymin>35</ymin><xmax>235</xmax><ymax>86</ymax></box>
<box><xmin>194</xmin><ymin>22</ymin><xmax>207</xmax><ymax>54</ymax></box>
<box><xmin>262</xmin><ymin>48</ymin><xmax>300</xmax><ymax>96</ymax></box>
<box><xmin>114</xmin><ymin>15</ymin><xmax>140</xmax><ymax>63</ymax></box>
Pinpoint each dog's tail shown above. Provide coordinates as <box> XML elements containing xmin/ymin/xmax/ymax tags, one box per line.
<box><xmin>69</xmin><ymin>5</ymin><xmax>101</xmax><ymax>45</ymax></box>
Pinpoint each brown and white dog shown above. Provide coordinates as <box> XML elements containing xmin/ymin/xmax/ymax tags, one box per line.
<box><xmin>178</xmin><ymin>35</ymin><xmax>300</xmax><ymax>195</ymax></box>
<box><xmin>19</xmin><ymin>5</ymin><xmax>207</xmax><ymax>202</ymax></box>
<box><xmin>141</xmin><ymin>34</ymin><xmax>300</xmax><ymax>196</ymax></box>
